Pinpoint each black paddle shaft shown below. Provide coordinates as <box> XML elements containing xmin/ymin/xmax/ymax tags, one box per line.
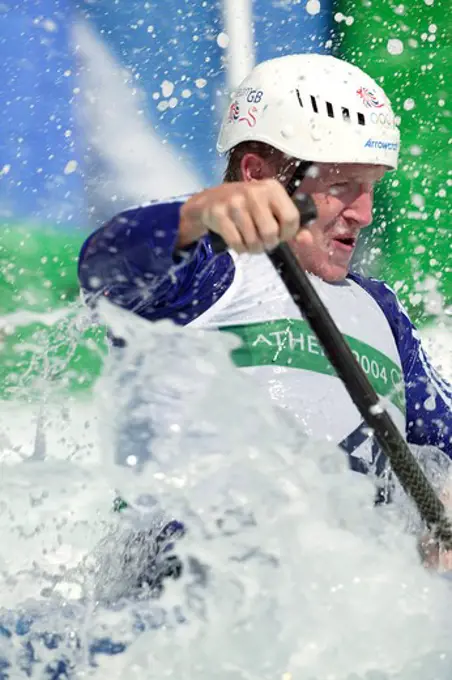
<box><xmin>271</xmin><ymin>241</ymin><xmax>452</xmax><ymax>547</ymax></box>
<box><xmin>208</xmin><ymin>163</ymin><xmax>452</xmax><ymax>548</ymax></box>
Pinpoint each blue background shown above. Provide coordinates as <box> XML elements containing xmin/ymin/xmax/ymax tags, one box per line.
<box><xmin>0</xmin><ymin>0</ymin><xmax>332</xmax><ymax>228</ymax></box>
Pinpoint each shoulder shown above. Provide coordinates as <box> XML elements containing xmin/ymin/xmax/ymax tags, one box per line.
<box><xmin>347</xmin><ymin>271</ymin><xmax>423</xmax><ymax>381</ymax></box>
<box><xmin>348</xmin><ymin>271</ymin><xmax>414</xmax><ymax>338</ymax></box>
<box><xmin>80</xmin><ymin>196</ymin><xmax>189</xmax><ymax>257</ymax></box>
<box><xmin>348</xmin><ymin>272</ymin><xmax>403</xmax><ymax>314</ymax></box>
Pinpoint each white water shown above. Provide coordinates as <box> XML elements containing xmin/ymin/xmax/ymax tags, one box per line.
<box><xmin>1</xmin><ymin>306</ymin><xmax>451</xmax><ymax>678</ymax></box>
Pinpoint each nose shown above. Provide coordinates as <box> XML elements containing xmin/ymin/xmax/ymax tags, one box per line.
<box><xmin>343</xmin><ymin>188</ymin><xmax>374</xmax><ymax>229</ymax></box>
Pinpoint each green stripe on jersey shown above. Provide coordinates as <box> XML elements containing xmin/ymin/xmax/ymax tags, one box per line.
<box><xmin>220</xmin><ymin>318</ymin><xmax>406</xmax><ymax>415</ymax></box>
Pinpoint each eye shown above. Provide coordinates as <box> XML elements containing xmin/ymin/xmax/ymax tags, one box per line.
<box><xmin>329</xmin><ymin>182</ymin><xmax>351</xmax><ymax>195</ymax></box>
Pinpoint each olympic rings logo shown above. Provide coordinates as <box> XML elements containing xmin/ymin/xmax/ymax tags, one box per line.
<box><xmin>370</xmin><ymin>111</ymin><xmax>396</xmax><ymax>128</ymax></box>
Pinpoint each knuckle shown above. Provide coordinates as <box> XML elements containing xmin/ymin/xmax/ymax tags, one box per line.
<box><xmin>269</xmin><ymin>177</ymin><xmax>285</xmax><ymax>194</ymax></box>
<box><xmin>209</xmin><ymin>203</ymin><xmax>227</xmax><ymax>222</ymax></box>
<box><xmin>264</xmin><ymin>177</ymin><xmax>279</xmax><ymax>189</ymax></box>
<box><xmin>246</xmin><ymin>190</ymin><xmax>263</xmax><ymax>214</ymax></box>
<box><xmin>260</xmin><ymin>222</ymin><xmax>279</xmax><ymax>242</ymax></box>
<box><xmin>253</xmin><ymin>178</ymin><xmax>275</xmax><ymax>194</ymax></box>
<box><xmin>228</xmin><ymin>192</ymin><xmax>247</xmax><ymax>212</ymax></box>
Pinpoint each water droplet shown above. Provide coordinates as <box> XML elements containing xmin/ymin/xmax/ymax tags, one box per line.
<box><xmin>306</xmin><ymin>0</ymin><xmax>321</xmax><ymax>16</ymax></box>
<box><xmin>387</xmin><ymin>38</ymin><xmax>404</xmax><ymax>55</ymax></box>
<box><xmin>217</xmin><ymin>32</ymin><xmax>229</xmax><ymax>48</ymax></box>
<box><xmin>411</xmin><ymin>193</ymin><xmax>425</xmax><ymax>209</ymax></box>
<box><xmin>63</xmin><ymin>160</ymin><xmax>78</xmax><ymax>175</ymax></box>
<box><xmin>157</xmin><ymin>101</ymin><xmax>169</xmax><ymax>112</ymax></box>
<box><xmin>280</xmin><ymin>125</ymin><xmax>295</xmax><ymax>139</ymax></box>
<box><xmin>41</xmin><ymin>18</ymin><xmax>58</xmax><ymax>32</ymax></box>
<box><xmin>409</xmin><ymin>145</ymin><xmax>422</xmax><ymax>156</ymax></box>
<box><xmin>161</xmin><ymin>80</ymin><xmax>174</xmax><ymax>97</ymax></box>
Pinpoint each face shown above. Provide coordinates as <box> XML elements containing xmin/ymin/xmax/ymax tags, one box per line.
<box><xmin>290</xmin><ymin>163</ymin><xmax>387</xmax><ymax>282</ymax></box>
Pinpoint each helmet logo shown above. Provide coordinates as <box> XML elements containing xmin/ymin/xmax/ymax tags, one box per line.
<box><xmin>365</xmin><ymin>138</ymin><xmax>399</xmax><ymax>151</ymax></box>
<box><xmin>236</xmin><ymin>88</ymin><xmax>264</xmax><ymax>104</ymax></box>
<box><xmin>356</xmin><ymin>87</ymin><xmax>384</xmax><ymax>109</ymax></box>
<box><xmin>228</xmin><ymin>101</ymin><xmax>240</xmax><ymax>122</ymax></box>
<box><xmin>227</xmin><ymin>101</ymin><xmax>258</xmax><ymax>128</ymax></box>
<box><xmin>239</xmin><ymin>105</ymin><xmax>258</xmax><ymax>128</ymax></box>
<box><xmin>370</xmin><ymin>111</ymin><xmax>396</xmax><ymax>128</ymax></box>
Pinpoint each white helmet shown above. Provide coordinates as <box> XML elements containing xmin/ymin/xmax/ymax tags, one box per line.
<box><xmin>217</xmin><ymin>53</ymin><xmax>400</xmax><ymax>169</ymax></box>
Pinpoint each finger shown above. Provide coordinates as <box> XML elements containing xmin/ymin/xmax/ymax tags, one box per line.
<box><xmin>207</xmin><ymin>203</ymin><xmax>247</xmax><ymax>253</ymax></box>
<box><xmin>247</xmin><ymin>194</ymin><xmax>280</xmax><ymax>250</ymax></box>
<box><xmin>268</xmin><ymin>182</ymin><xmax>301</xmax><ymax>242</ymax></box>
<box><xmin>228</xmin><ymin>201</ymin><xmax>265</xmax><ymax>253</ymax></box>
<box><xmin>217</xmin><ymin>215</ymin><xmax>247</xmax><ymax>254</ymax></box>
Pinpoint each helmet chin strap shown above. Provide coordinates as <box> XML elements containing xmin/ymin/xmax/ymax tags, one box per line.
<box><xmin>284</xmin><ymin>160</ymin><xmax>312</xmax><ymax>197</ymax></box>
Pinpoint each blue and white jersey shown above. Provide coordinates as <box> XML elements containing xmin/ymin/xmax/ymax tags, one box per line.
<box><xmin>78</xmin><ymin>199</ymin><xmax>452</xmax><ymax>463</ymax></box>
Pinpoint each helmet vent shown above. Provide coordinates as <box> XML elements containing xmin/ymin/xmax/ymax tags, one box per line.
<box><xmin>295</xmin><ymin>89</ymin><xmax>368</xmax><ymax>127</ymax></box>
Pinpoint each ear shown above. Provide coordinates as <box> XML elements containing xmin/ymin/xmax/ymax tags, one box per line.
<box><xmin>240</xmin><ymin>153</ymin><xmax>275</xmax><ymax>182</ymax></box>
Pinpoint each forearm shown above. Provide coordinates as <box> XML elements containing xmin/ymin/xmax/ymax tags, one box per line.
<box><xmin>77</xmin><ymin>200</ymin><xmax>235</xmax><ymax>325</ymax></box>
<box><xmin>177</xmin><ymin>196</ymin><xmax>209</xmax><ymax>248</ymax></box>
<box><xmin>78</xmin><ymin>202</ymin><xmax>187</xmax><ymax>306</ymax></box>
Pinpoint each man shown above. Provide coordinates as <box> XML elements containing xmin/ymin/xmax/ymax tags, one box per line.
<box><xmin>78</xmin><ymin>54</ymin><xmax>452</xmax><ymax>573</ymax></box>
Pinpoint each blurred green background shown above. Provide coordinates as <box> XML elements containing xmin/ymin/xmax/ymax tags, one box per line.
<box><xmin>0</xmin><ymin>224</ymin><xmax>107</xmax><ymax>400</ymax></box>
<box><xmin>336</xmin><ymin>0</ymin><xmax>451</xmax><ymax>324</ymax></box>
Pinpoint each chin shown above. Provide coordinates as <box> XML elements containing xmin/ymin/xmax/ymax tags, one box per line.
<box><xmin>322</xmin><ymin>267</ymin><xmax>349</xmax><ymax>283</ymax></box>
<box><xmin>292</xmin><ymin>243</ymin><xmax>350</xmax><ymax>283</ymax></box>
<box><xmin>305</xmin><ymin>261</ymin><xmax>349</xmax><ymax>283</ymax></box>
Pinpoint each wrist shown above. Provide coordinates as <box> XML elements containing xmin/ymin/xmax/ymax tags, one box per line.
<box><xmin>177</xmin><ymin>197</ymin><xmax>207</xmax><ymax>248</ymax></box>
